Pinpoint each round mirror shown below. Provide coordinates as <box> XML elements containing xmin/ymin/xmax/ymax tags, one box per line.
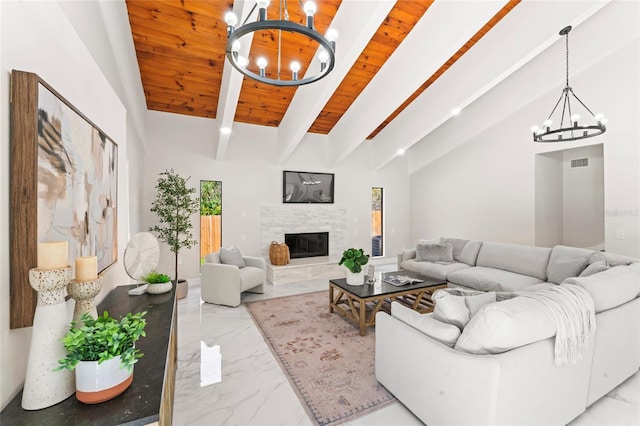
<box><xmin>124</xmin><ymin>232</ymin><xmax>160</xmax><ymax>281</ymax></box>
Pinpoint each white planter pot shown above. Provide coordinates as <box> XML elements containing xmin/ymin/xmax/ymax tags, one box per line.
<box><xmin>146</xmin><ymin>281</ymin><xmax>173</xmax><ymax>294</ymax></box>
<box><xmin>75</xmin><ymin>356</ymin><xmax>133</xmax><ymax>404</ymax></box>
<box><xmin>346</xmin><ymin>270</ymin><xmax>365</xmax><ymax>286</ymax></box>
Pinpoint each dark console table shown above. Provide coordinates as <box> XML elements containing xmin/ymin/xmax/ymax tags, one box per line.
<box><xmin>1</xmin><ymin>284</ymin><xmax>177</xmax><ymax>425</ymax></box>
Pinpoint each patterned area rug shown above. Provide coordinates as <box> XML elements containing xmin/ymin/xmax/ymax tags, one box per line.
<box><xmin>245</xmin><ymin>290</ymin><xmax>396</xmax><ymax>426</ymax></box>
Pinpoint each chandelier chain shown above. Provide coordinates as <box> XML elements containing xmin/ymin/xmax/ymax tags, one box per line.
<box><xmin>565</xmin><ymin>31</ymin><xmax>570</xmax><ymax>87</ymax></box>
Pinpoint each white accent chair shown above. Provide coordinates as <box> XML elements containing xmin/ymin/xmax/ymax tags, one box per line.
<box><xmin>201</xmin><ymin>251</ymin><xmax>266</xmax><ymax>307</ymax></box>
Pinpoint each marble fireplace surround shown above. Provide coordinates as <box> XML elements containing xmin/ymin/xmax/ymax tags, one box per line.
<box><xmin>260</xmin><ymin>205</ymin><xmax>348</xmax><ymax>284</ymax></box>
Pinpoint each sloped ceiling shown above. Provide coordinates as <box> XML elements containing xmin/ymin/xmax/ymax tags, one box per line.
<box><xmin>126</xmin><ymin>0</ymin><xmax>611</xmax><ymax>168</ymax></box>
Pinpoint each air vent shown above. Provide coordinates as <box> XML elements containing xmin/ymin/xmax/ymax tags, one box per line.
<box><xmin>571</xmin><ymin>158</ymin><xmax>589</xmax><ymax>168</ymax></box>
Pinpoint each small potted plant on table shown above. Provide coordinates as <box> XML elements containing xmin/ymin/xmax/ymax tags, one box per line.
<box><xmin>56</xmin><ymin>311</ymin><xmax>147</xmax><ymax>404</ymax></box>
<box><xmin>142</xmin><ymin>270</ymin><xmax>172</xmax><ymax>294</ymax></box>
<box><xmin>339</xmin><ymin>248</ymin><xmax>370</xmax><ymax>286</ymax></box>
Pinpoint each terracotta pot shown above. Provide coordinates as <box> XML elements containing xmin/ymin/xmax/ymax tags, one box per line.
<box><xmin>75</xmin><ymin>356</ymin><xmax>133</xmax><ymax>404</ymax></box>
<box><xmin>346</xmin><ymin>270</ymin><xmax>365</xmax><ymax>286</ymax></box>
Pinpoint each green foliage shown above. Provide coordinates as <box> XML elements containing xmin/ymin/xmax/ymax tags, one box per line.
<box><xmin>56</xmin><ymin>311</ymin><xmax>147</xmax><ymax>372</ymax></box>
<box><xmin>200</xmin><ymin>180</ymin><xmax>222</xmax><ymax>216</ymax></box>
<box><xmin>142</xmin><ymin>270</ymin><xmax>171</xmax><ymax>284</ymax></box>
<box><xmin>338</xmin><ymin>248</ymin><xmax>370</xmax><ymax>273</ymax></box>
<box><xmin>149</xmin><ymin>169</ymin><xmax>200</xmax><ymax>282</ymax></box>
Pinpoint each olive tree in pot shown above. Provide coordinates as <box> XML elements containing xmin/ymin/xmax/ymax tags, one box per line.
<box><xmin>149</xmin><ymin>169</ymin><xmax>199</xmax><ymax>299</ymax></box>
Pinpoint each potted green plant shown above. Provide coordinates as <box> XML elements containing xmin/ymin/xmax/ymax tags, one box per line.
<box><xmin>149</xmin><ymin>169</ymin><xmax>199</xmax><ymax>299</ymax></box>
<box><xmin>142</xmin><ymin>270</ymin><xmax>172</xmax><ymax>294</ymax></box>
<box><xmin>56</xmin><ymin>311</ymin><xmax>147</xmax><ymax>404</ymax></box>
<box><xmin>339</xmin><ymin>248</ymin><xmax>370</xmax><ymax>286</ymax></box>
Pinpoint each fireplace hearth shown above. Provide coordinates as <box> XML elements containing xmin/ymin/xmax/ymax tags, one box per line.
<box><xmin>285</xmin><ymin>232</ymin><xmax>329</xmax><ymax>259</ymax></box>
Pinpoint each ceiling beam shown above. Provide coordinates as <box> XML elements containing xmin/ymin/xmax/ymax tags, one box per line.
<box><xmin>214</xmin><ymin>0</ymin><xmax>254</xmax><ymax>160</ymax></box>
<box><xmin>275</xmin><ymin>0</ymin><xmax>396</xmax><ymax>165</ymax></box>
<box><xmin>326</xmin><ymin>0</ymin><xmax>509</xmax><ymax>167</ymax></box>
<box><xmin>370</xmin><ymin>0</ymin><xmax>611</xmax><ymax>171</ymax></box>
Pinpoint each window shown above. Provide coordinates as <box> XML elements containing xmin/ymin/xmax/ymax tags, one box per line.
<box><xmin>371</xmin><ymin>187</ymin><xmax>383</xmax><ymax>257</ymax></box>
<box><xmin>200</xmin><ymin>180</ymin><xmax>222</xmax><ymax>264</ymax></box>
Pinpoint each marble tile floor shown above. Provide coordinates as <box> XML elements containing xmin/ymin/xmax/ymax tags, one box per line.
<box><xmin>173</xmin><ymin>271</ymin><xmax>640</xmax><ymax>426</ymax></box>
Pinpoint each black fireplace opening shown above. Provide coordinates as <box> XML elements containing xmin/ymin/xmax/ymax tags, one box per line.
<box><xmin>285</xmin><ymin>232</ymin><xmax>329</xmax><ymax>259</ymax></box>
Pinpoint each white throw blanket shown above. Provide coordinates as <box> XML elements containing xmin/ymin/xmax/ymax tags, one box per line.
<box><xmin>520</xmin><ymin>284</ymin><xmax>596</xmax><ymax>365</ymax></box>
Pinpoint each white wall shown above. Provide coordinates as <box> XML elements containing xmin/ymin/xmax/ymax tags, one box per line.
<box><xmin>143</xmin><ymin>111</ymin><xmax>411</xmax><ymax>280</ymax></box>
<box><xmin>57</xmin><ymin>0</ymin><xmax>148</xmax><ymax>236</ymax></box>
<box><xmin>409</xmin><ymin>1</ymin><xmax>640</xmax><ymax>257</ymax></box>
<box><xmin>0</xmin><ymin>1</ymin><xmax>130</xmax><ymax>409</ymax></box>
<box><xmin>535</xmin><ymin>151</ymin><xmax>564</xmax><ymax>247</ymax></box>
<box><xmin>563</xmin><ymin>145</ymin><xmax>604</xmax><ymax>249</ymax></box>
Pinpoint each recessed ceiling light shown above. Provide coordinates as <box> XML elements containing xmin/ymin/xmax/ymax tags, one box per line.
<box><xmin>397</xmin><ymin>149</ymin><xmax>405</xmax><ymax>156</ymax></box>
<box><xmin>451</xmin><ymin>107</ymin><xmax>461</xmax><ymax>116</ymax></box>
<box><xmin>220</xmin><ymin>127</ymin><xmax>232</xmax><ymax>135</ymax></box>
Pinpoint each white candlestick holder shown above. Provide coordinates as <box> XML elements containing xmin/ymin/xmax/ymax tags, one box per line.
<box><xmin>67</xmin><ymin>276</ymin><xmax>104</xmax><ymax>324</ymax></box>
<box><xmin>22</xmin><ymin>267</ymin><xmax>75</xmax><ymax>410</ymax></box>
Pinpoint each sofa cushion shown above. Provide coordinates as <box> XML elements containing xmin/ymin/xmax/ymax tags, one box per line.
<box><xmin>546</xmin><ymin>245</ymin><xmax>593</xmax><ymax>284</ymax></box>
<box><xmin>219</xmin><ymin>246</ymin><xmax>246</xmax><ymax>268</ymax></box>
<box><xmin>205</xmin><ymin>252</ymin><xmax>221</xmax><ymax>263</ymax></box>
<box><xmin>416</xmin><ymin>243</ymin><xmax>454</xmax><ymax>263</ymax></box>
<box><xmin>447</xmin><ymin>266</ymin><xmax>544</xmax><ymax>292</ymax></box>
<box><xmin>400</xmin><ymin>259</ymin><xmax>468</xmax><ymax>281</ymax></box>
<box><xmin>563</xmin><ymin>265</ymin><xmax>640</xmax><ymax>313</ymax></box>
<box><xmin>391</xmin><ymin>302</ymin><xmax>460</xmax><ymax>347</ymax></box>
<box><xmin>454</xmin><ymin>296</ymin><xmax>557</xmax><ymax>354</ymax></box>
<box><xmin>458</xmin><ymin>240</ymin><xmax>482</xmax><ymax>266</ymax></box>
<box><xmin>432</xmin><ymin>290</ymin><xmax>496</xmax><ymax>329</ymax></box>
<box><xmin>579</xmin><ymin>261</ymin><xmax>610</xmax><ymax>277</ymax></box>
<box><xmin>441</xmin><ymin>238</ymin><xmax>469</xmax><ymax>262</ymax></box>
<box><xmin>476</xmin><ymin>242</ymin><xmax>552</xmax><ymax>281</ymax></box>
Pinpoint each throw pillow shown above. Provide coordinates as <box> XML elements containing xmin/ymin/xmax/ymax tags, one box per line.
<box><xmin>465</xmin><ymin>291</ymin><xmax>497</xmax><ymax>316</ymax></box>
<box><xmin>579</xmin><ymin>260</ymin><xmax>610</xmax><ymax>277</ymax></box>
<box><xmin>391</xmin><ymin>302</ymin><xmax>461</xmax><ymax>347</ymax></box>
<box><xmin>547</xmin><ymin>257</ymin><xmax>589</xmax><ymax>284</ymax></box>
<box><xmin>441</xmin><ymin>238</ymin><xmax>469</xmax><ymax>262</ymax></box>
<box><xmin>458</xmin><ymin>240</ymin><xmax>483</xmax><ymax>266</ymax></box>
<box><xmin>432</xmin><ymin>290</ymin><xmax>470</xmax><ymax>329</ymax></box>
<box><xmin>454</xmin><ymin>296</ymin><xmax>557</xmax><ymax>355</ymax></box>
<box><xmin>219</xmin><ymin>246</ymin><xmax>246</xmax><ymax>268</ymax></box>
<box><xmin>416</xmin><ymin>243</ymin><xmax>454</xmax><ymax>263</ymax></box>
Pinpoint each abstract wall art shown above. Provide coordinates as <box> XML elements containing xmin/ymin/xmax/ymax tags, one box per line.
<box><xmin>10</xmin><ymin>70</ymin><xmax>118</xmax><ymax>328</ymax></box>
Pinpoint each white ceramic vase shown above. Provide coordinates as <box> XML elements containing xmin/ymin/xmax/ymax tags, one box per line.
<box><xmin>75</xmin><ymin>356</ymin><xmax>133</xmax><ymax>404</ymax></box>
<box><xmin>146</xmin><ymin>281</ymin><xmax>173</xmax><ymax>294</ymax></box>
<box><xmin>346</xmin><ymin>270</ymin><xmax>365</xmax><ymax>286</ymax></box>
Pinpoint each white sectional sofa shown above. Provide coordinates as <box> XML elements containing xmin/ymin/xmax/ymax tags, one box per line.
<box><xmin>378</xmin><ymin>238</ymin><xmax>640</xmax><ymax>425</ymax></box>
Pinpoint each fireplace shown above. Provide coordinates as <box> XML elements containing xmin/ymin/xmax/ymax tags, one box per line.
<box><xmin>285</xmin><ymin>232</ymin><xmax>329</xmax><ymax>259</ymax></box>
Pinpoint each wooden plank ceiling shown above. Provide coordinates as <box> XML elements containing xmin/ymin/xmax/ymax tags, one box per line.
<box><xmin>127</xmin><ymin>0</ymin><xmax>519</xmax><ymax>137</ymax></box>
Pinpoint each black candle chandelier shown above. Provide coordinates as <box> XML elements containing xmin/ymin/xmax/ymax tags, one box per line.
<box><xmin>532</xmin><ymin>26</ymin><xmax>607</xmax><ymax>142</ymax></box>
<box><xmin>224</xmin><ymin>0</ymin><xmax>337</xmax><ymax>87</ymax></box>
